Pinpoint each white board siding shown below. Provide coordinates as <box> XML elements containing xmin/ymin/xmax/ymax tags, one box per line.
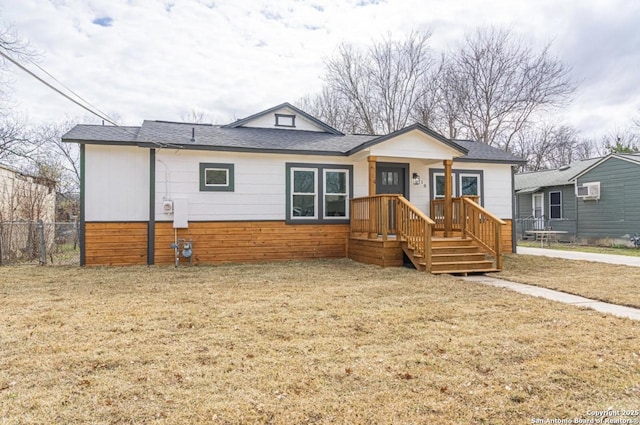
<box><xmin>85</xmin><ymin>145</ymin><xmax>149</xmax><ymax>221</ymax></box>
<box><xmin>241</xmin><ymin>107</ymin><xmax>327</xmax><ymax>132</ymax></box>
<box><xmin>369</xmin><ymin>130</ymin><xmax>464</xmax><ymax>160</ymax></box>
<box><xmin>155</xmin><ymin>150</ymin><xmax>360</xmax><ymax>222</ymax></box>
<box><xmin>453</xmin><ymin>162</ymin><xmax>513</xmax><ymax>219</ymax></box>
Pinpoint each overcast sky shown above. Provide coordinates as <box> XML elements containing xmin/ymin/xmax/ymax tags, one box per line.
<box><xmin>2</xmin><ymin>0</ymin><xmax>639</xmax><ymax>137</ymax></box>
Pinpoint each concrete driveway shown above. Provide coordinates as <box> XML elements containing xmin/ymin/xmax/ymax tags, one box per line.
<box><xmin>516</xmin><ymin>246</ymin><xmax>640</xmax><ymax>267</ymax></box>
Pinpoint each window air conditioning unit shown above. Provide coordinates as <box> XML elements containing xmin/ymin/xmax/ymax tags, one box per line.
<box><xmin>576</xmin><ymin>182</ymin><xmax>600</xmax><ymax>200</ymax></box>
<box><xmin>163</xmin><ymin>200</ymin><xmax>174</xmax><ymax>214</ymax></box>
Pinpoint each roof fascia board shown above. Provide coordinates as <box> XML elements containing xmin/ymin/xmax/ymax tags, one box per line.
<box><xmin>455</xmin><ymin>157</ymin><xmax>527</xmax><ymax>165</ymax></box>
<box><xmin>567</xmin><ymin>154</ymin><xmax>638</xmax><ymax>181</ymax></box>
<box><xmin>346</xmin><ymin>123</ymin><xmax>468</xmax><ymax>156</ymax></box>
<box><xmin>63</xmin><ymin>138</ymin><xmax>350</xmax><ymax>156</ymax></box>
<box><xmin>61</xmin><ymin>138</ymin><xmax>138</xmax><ymax>146</ymax></box>
<box><xmin>136</xmin><ymin>142</ymin><xmax>347</xmax><ymax>156</ymax></box>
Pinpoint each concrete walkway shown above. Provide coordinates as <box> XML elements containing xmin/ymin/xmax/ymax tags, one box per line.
<box><xmin>459</xmin><ymin>247</ymin><xmax>640</xmax><ymax>321</ymax></box>
<box><xmin>516</xmin><ymin>246</ymin><xmax>640</xmax><ymax>267</ymax></box>
<box><xmin>462</xmin><ymin>274</ymin><xmax>640</xmax><ymax>321</ymax></box>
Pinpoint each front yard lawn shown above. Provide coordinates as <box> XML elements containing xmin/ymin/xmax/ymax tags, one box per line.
<box><xmin>1</xmin><ymin>260</ymin><xmax>639</xmax><ymax>424</ymax></box>
<box><xmin>499</xmin><ymin>254</ymin><xmax>640</xmax><ymax>309</ymax></box>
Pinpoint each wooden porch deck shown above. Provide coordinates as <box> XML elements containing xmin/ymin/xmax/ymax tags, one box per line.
<box><xmin>348</xmin><ymin>234</ymin><xmax>499</xmax><ymax>274</ymax></box>
<box><xmin>348</xmin><ymin>195</ymin><xmax>505</xmax><ymax>274</ymax></box>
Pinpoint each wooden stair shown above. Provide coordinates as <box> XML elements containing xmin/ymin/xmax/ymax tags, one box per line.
<box><xmin>402</xmin><ymin>237</ymin><xmax>499</xmax><ymax>275</ymax></box>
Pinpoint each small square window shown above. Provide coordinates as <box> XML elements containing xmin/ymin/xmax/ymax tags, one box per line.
<box><xmin>205</xmin><ymin>169</ymin><xmax>228</xmax><ymax>186</ymax></box>
<box><xmin>275</xmin><ymin>114</ymin><xmax>296</xmax><ymax>127</ymax></box>
<box><xmin>199</xmin><ymin>163</ymin><xmax>234</xmax><ymax>192</ymax></box>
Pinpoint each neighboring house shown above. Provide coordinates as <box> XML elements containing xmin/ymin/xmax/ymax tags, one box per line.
<box><xmin>62</xmin><ymin>102</ymin><xmax>524</xmax><ymax>272</ymax></box>
<box><xmin>0</xmin><ymin>163</ymin><xmax>57</xmax><ymax>263</ymax></box>
<box><xmin>0</xmin><ymin>163</ymin><xmax>56</xmax><ymax>223</ymax></box>
<box><xmin>515</xmin><ymin>153</ymin><xmax>640</xmax><ymax>245</ymax></box>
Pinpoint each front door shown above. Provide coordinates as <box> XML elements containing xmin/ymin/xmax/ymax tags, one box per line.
<box><xmin>376</xmin><ymin>163</ymin><xmax>409</xmax><ymax>233</ymax></box>
<box><xmin>376</xmin><ymin>163</ymin><xmax>408</xmax><ymax>198</ymax></box>
<box><xmin>532</xmin><ymin>193</ymin><xmax>544</xmax><ymax>230</ymax></box>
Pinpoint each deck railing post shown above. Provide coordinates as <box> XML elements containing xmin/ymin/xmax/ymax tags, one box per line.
<box><xmin>396</xmin><ymin>197</ymin><xmax>402</xmax><ymax>239</ymax></box>
<box><xmin>460</xmin><ymin>199</ymin><xmax>467</xmax><ymax>239</ymax></box>
<box><xmin>424</xmin><ymin>221</ymin><xmax>431</xmax><ymax>272</ymax></box>
<box><xmin>381</xmin><ymin>196</ymin><xmax>389</xmax><ymax>241</ymax></box>
<box><xmin>495</xmin><ymin>223</ymin><xmax>503</xmax><ymax>270</ymax></box>
<box><xmin>368</xmin><ymin>197</ymin><xmax>377</xmax><ymax>239</ymax></box>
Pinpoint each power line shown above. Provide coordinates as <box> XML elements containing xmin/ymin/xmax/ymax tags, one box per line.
<box><xmin>0</xmin><ymin>47</ymin><xmax>182</xmax><ymax>148</ymax></box>
<box><xmin>29</xmin><ymin>59</ymin><xmax>115</xmax><ymax>126</ymax></box>
<box><xmin>0</xmin><ymin>46</ymin><xmax>118</xmax><ymax>126</ymax></box>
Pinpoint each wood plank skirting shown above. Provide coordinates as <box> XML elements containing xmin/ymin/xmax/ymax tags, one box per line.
<box><xmin>154</xmin><ymin>221</ymin><xmax>350</xmax><ymax>265</ymax></box>
<box><xmin>502</xmin><ymin>219</ymin><xmax>513</xmax><ymax>254</ymax></box>
<box><xmin>85</xmin><ymin>222</ymin><xmax>148</xmax><ymax>265</ymax></box>
<box><xmin>83</xmin><ymin>219</ymin><xmax>511</xmax><ymax>268</ymax></box>
<box><xmin>347</xmin><ymin>236</ymin><xmax>403</xmax><ymax>267</ymax></box>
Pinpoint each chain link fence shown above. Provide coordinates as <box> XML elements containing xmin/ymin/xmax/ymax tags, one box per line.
<box><xmin>0</xmin><ymin>221</ymin><xmax>80</xmax><ymax>266</ymax></box>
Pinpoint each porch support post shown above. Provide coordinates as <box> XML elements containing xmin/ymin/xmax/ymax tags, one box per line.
<box><xmin>444</xmin><ymin>159</ymin><xmax>453</xmax><ymax>237</ymax></box>
<box><xmin>368</xmin><ymin>156</ymin><xmax>377</xmax><ymax>196</ymax></box>
<box><xmin>367</xmin><ymin>156</ymin><xmax>377</xmax><ymax>238</ymax></box>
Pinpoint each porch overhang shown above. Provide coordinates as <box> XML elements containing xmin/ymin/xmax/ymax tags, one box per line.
<box><xmin>516</xmin><ymin>187</ymin><xmax>542</xmax><ymax>195</ymax></box>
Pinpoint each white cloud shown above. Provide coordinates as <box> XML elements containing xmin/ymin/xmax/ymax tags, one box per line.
<box><xmin>1</xmin><ymin>0</ymin><xmax>639</xmax><ymax>135</ymax></box>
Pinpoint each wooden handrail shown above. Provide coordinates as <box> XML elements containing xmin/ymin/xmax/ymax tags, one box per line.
<box><xmin>430</xmin><ymin>196</ymin><xmax>480</xmax><ymax>231</ymax></box>
<box><xmin>350</xmin><ymin>195</ymin><xmax>435</xmax><ymax>271</ymax></box>
<box><xmin>397</xmin><ymin>196</ymin><xmax>436</xmax><ymax>225</ymax></box>
<box><xmin>460</xmin><ymin>197</ymin><xmax>505</xmax><ymax>269</ymax></box>
<box><xmin>461</xmin><ymin>198</ymin><xmax>506</xmax><ymax>226</ymax></box>
<box><xmin>396</xmin><ymin>196</ymin><xmax>434</xmax><ymax>271</ymax></box>
<box><xmin>350</xmin><ymin>194</ymin><xmax>401</xmax><ymax>240</ymax></box>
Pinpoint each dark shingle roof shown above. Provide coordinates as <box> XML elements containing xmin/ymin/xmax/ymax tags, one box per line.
<box><xmin>136</xmin><ymin>121</ymin><xmax>373</xmax><ymax>153</ymax></box>
<box><xmin>62</xmin><ymin>120</ymin><xmax>523</xmax><ymax>164</ymax></box>
<box><xmin>514</xmin><ymin>158</ymin><xmax>601</xmax><ymax>191</ymax></box>
<box><xmin>453</xmin><ymin>140</ymin><xmax>526</xmax><ymax>164</ymax></box>
<box><xmin>62</xmin><ymin>125</ymin><xmax>140</xmax><ymax>143</ymax></box>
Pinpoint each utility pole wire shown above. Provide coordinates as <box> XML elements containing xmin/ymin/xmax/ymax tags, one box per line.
<box><xmin>29</xmin><ymin>59</ymin><xmax>115</xmax><ymax>126</ymax></box>
<box><xmin>0</xmin><ymin>47</ymin><xmax>118</xmax><ymax>126</ymax></box>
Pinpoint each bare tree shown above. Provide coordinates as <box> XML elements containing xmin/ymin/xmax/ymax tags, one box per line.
<box><xmin>0</xmin><ymin>22</ymin><xmax>38</xmax><ymax>161</ymax></box>
<box><xmin>0</xmin><ymin>114</ymin><xmax>30</xmax><ymax>160</ymax></box>
<box><xmin>318</xmin><ymin>31</ymin><xmax>435</xmax><ymax>134</ymax></box>
<box><xmin>31</xmin><ymin>120</ymin><xmax>79</xmax><ymax>194</ymax></box>
<box><xmin>181</xmin><ymin>109</ymin><xmax>209</xmax><ymax>124</ymax></box>
<box><xmin>0</xmin><ymin>22</ymin><xmax>37</xmax><ymax>112</ymax></box>
<box><xmin>512</xmin><ymin>124</ymin><xmax>588</xmax><ymax>171</ymax></box>
<box><xmin>297</xmin><ymin>87</ymin><xmax>362</xmax><ymax>133</ymax></box>
<box><xmin>600</xmin><ymin>125</ymin><xmax>640</xmax><ymax>154</ymax></box>
<box><xmin>442</xmin><ymin>27</ymin><xmax>576</xmax><ymax>150</ymax></box>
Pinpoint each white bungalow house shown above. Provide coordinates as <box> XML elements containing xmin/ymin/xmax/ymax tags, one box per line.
<box><xmin>62</xmin><ymin>103</ymin><xmax>524</xmax><ymax>272</ymax></box>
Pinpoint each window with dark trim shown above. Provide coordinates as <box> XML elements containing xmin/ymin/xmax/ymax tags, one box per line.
<box><xmin>275</xmin><ymin>114</ymin><xmax>296</xmax><ymax>127</ymax></box>
<box><xmin>286</xmin><ymin>163</ymin><xmax>352</xmax><ymax>223</ymax></box>
<box><xmin>429</xmin><ymin>168</ymin><xmax>484</xmax><ymax>205</ymax></box>
<box><xmin>459</xmin><ymin>174</ymin><xmax>479</xmax><ymax>197</ymax></box>
<box><xmin>199</xmin><ymin>163</ymin><xmax>234</xmax><ymax>192</ymax></box>
<box><xmin>549</xmin><ymin>191</ymin><xmax>562</xmax><ymax>219</ymax></box>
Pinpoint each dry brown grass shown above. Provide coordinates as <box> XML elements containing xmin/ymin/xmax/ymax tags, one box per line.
<box><xmin>499</xmin><ymin>254</ymin><xmax>640</xmax><ymax>309</ymax></box>
<box><xmin>1</xmin><ymin>260</ymin><xmax>639</xmax><ymax>424</ymax></box>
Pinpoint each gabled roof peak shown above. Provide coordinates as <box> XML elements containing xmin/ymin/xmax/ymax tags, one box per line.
<box><xmin>221</xmin><ymin>102</ymin><xmax>344</xmax><ymax>135</ymax></box>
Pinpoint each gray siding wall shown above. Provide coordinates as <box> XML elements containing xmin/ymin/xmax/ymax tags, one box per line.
<box><xmin>515</xmin><ymin>185</ymin><xmax>576</xmax><ymax>241</ymax></box>
<box><xmin>515</xmin><ymin>193</ymin><xmax>533</xmax><ymax>219</ymax></box>
<box><xmin>576</xmin><ymin>157</ymin><xmax>640</xmax><ymax>243</ymax></box>
<box><xmin>546</xmin><ymin>185</ymin><xmax>576</xmax><ymax>238</ymax></box>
